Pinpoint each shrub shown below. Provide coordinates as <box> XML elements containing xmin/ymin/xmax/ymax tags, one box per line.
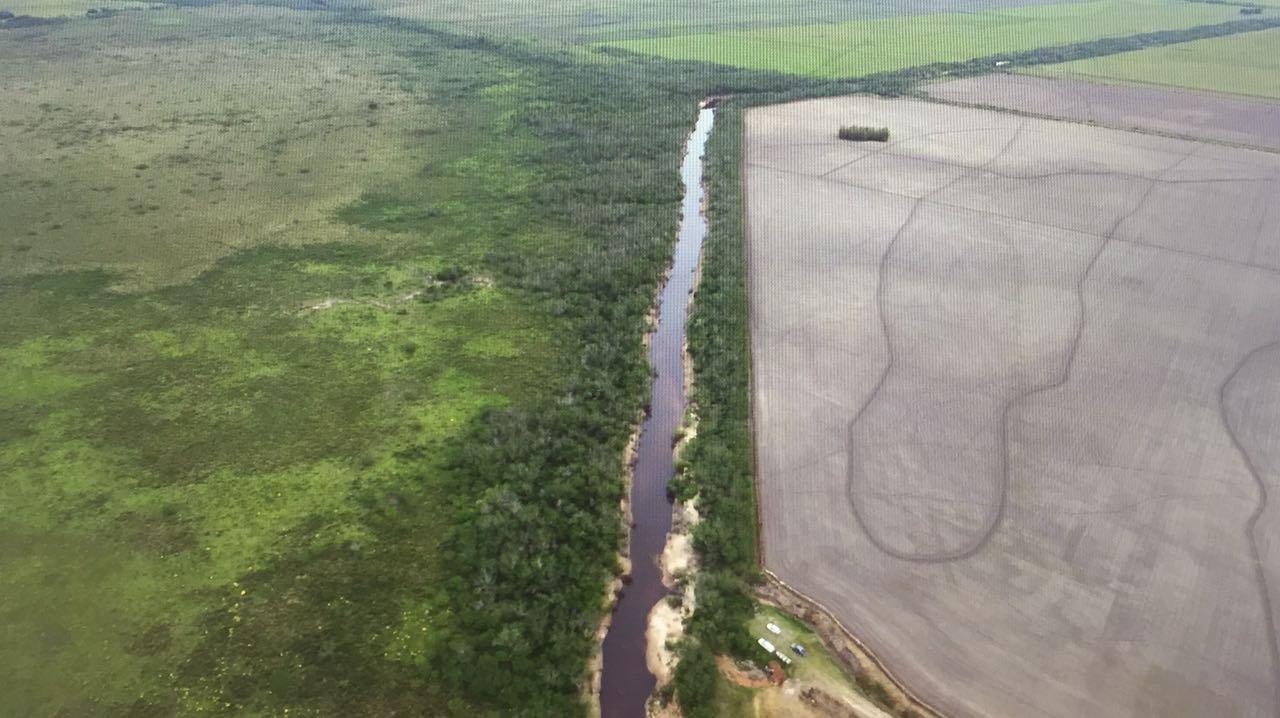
<box><xmin>856</xmin><ymin>673</ymin><xmax>895</xmax><ymax>709</ymax></box>
<box><xmin>672</xmin><ymin>641</ymin><xmax>718</xmax><ymax>718</ymax></box>
<box><xmin>838</xmin><ymin>125</ymin><xmax>890</xmax><ymax>142</ymax></box>
<box><xmin>433</xmin><ymin>265</ymin><xmax>467</xmax><ymax>283</ymax></box>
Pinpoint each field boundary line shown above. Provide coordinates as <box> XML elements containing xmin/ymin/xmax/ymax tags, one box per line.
<box><xmin>741</xmin><ymin>108</ymin><xmax>769</xmax><ymax>579</ymax></box>
<box><xmin>1025</xmin><ymin>66</ymin><xmax>1280</xmax><ymax>104</ymax></box>
<box><xmin>918</xmin><ymin>85</ymin><xmax>1280</xmax><ymax>154</ymax></box>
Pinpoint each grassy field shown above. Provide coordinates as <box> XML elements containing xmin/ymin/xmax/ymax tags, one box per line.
<box><xmin>367</xmin><ymin>0</ymin><xmax>1080</xmax><ymax>42</ymax></box>
<box><xmin>603</xmin><ymin>0</ymin><xmax>1246</xmax><ymax>77</ymax></box>
<box><xmin>1029</xmin><ymin>26</ymin><xmax>1280</xmax><ymax>97</ymax></box>
<box><xmin>0</xmin><ymin>0</ymin><xmax>153</xmax><ymax>16</ymax></box>
<box><xmin>0</xmin><ymin>7</ymin><xmax>451</xmax><ymax>291</ymax></box>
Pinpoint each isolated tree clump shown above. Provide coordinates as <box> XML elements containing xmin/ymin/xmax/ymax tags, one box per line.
<box><xmin>838</xmin><ymin>125</ymin><xmax>890</xmax><ymax>142</ymax></box>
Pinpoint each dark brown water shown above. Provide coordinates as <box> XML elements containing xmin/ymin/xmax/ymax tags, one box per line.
<box><xmin>598</xmin><ymin>106</ymin><xmax>715</xmax><ymax>718</ymax></box>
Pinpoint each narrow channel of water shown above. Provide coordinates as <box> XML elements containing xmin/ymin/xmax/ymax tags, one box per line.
<box><xmin>599</xmin><ymin>105</ymin><xmax>716</xmax><ymax>718</ymax></box>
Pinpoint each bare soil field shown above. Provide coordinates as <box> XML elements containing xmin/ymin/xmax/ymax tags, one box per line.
<box><xmin>746</xmin><ymin>96</ymin><xmax>1280</xmax><ymax>718</ymax></box>
<box><xmin>926</xmin><ymin>74</ymin><xmax>1280</xmax><ymax>151</ymax></box>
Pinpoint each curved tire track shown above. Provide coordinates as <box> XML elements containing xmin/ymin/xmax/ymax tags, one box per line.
<box><xmin>1219</xmin><ymin>340</ymin><xmax>1280</xmax><ymax>713</ymax></box>
<box><xmin>844</xmin><ymin>135</ymin><xmax>1201</xmax><ymax>563</ymax></box>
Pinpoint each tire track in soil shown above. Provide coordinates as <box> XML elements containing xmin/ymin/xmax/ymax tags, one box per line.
<box><xmin>842</xmin><ymin>120</ymin><xmax>1026</xmax><ymax>563</ymax></box>
<box><xmin>842</xmin><ymin>131</ymin><xmax>1201</xmax><ymax>564</ymax></box>
<box><xmin>753</xmin><ymin>160</ymin><xmax>1280</xmax><ymax>276</ymax></box>
<box><xmin>1219</xmin><ymin>340</ymin><xmax>1280</xmax><ymax>715</ymax></box>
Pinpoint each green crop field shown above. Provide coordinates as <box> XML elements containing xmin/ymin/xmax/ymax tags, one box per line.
<box><xmin>1029</xmin><ymin>26</ymin><xmax>1280</xmax><ymax>98</ymax></box>
<box><xmin>603</xmin><ymin>0</ymin><xmax>1244</xmax><ymax>77</ymax></box>
<box><xmin>367</xmin><ymin>0</ymin><xmax>1084</xmax><ymax>42</ymax></box>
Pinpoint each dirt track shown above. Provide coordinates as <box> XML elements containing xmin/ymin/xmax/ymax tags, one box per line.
<box><xmin>746</xmin><ymin>96</ymin><xmax>1280</xmax><ymax>718</ymax></box>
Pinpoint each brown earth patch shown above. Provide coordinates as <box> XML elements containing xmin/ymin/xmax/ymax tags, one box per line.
<box><xmin>926</xmin><ymin>73</ymin><xmax>1280</xmax><ymax>151</ymax></box>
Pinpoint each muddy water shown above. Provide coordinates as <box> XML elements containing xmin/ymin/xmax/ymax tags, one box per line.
<box><xmin>599</xmin><ymin>106</ymin><xmax>715</xmax><ymax>718</ymax></box>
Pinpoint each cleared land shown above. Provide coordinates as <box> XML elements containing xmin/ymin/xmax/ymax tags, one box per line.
<box><xmin>604</xmin><ymin>0</ymin><xmax>1243</xmax><ymax>77</ymax></box>
<box><xmin>747</xmin><ymin>96</ymin><xmax>1280</xmax><ymax>718</ymax></box>
<box><xmin>1030</xmin><ymin>27</ymin><xmax>1280</xmax><ymax>99</ymax></box>
<box><xmin>927</xmin><ymin>74</ymin><xmax>1280</xmax><ymax>150</ymax></box>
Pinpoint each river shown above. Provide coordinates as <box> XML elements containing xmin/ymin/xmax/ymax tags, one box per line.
<box><xmin>598</xmin><ymin>105</ymin><xmax>716</xmax><ymax>718</ymax></box>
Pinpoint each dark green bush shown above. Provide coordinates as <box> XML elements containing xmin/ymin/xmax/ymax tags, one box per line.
<box><xmin>672</xmin><ymin>641</ymin><xmax>718</xmax><ymax>718</ymax></box>
<box><xmin>838</xmin><ymin>125</ymin><xmax>890</xmax><ymax>142</ymax></box>
<box><xmin>857</xmin><ymin>673</ymin><xmax>896</xmax><ymax>709</ymax></box>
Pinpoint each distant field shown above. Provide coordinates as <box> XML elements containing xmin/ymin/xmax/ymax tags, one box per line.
<box><xmin>1030</xmin><ymin>26</ymin><xmax>1280</xmax><ymax>98</ymax></box>
<box><xmin>603</xmin><ymin>0</ymin><xmax>1244</xmax><ymax>77</ymax></box>
<box><xmin>369</xmin><ymin>0</ymin><xmax>1076</xmax><ymax>42</ymax></box>
<box><xmin>0</xmin><ymin>7</ymin><xmax>439</xmax><ymax>291</ymax></box>
<box><xmin>0</xmin><ymin>0</ymin><xmax>153</xmax><ymax>17</ymax></box>
<box><xmin>927</xmin><ymin>73</ymin><xmax>1280</xmax><ymax>149</ymax></box>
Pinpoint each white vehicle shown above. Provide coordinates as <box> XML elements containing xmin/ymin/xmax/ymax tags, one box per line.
<box><xmin>757</xmin><ymin>637</ymin><xmax>776</xmax><ymax>653</ymax></box>
<box><xmin>774</xmin><ymin>650</ymin><xmax>792</xmax><ymax>665</ymax></box>
<box><xmin>765</xmin><ymin>622</ymin><xmax>782</xmax><ymax>635</ymax></box>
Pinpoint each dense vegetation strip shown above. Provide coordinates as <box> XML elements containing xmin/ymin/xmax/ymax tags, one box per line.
<box><xmin>667</xmin><ymin>105</ymin><xmax>761</xmax><ymax>717</ymax></box>
<box><xmin>360</xmin><ymin>23</ymin><xmax>825</xmax><ymax>718</ymax></box>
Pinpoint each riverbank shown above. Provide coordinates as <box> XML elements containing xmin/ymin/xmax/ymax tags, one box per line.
<box><xmin>598</xmin><ymin>106</ymin><xmax>717</xmax><ymax>718</ymax></box>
